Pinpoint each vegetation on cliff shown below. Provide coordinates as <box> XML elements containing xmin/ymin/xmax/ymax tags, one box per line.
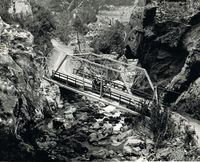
<box><xmin>90</xmin><ymin>21</ymin><xmax>125</xmax><ymax>56</ymax></box>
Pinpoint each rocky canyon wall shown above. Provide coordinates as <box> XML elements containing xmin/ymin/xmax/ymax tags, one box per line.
<box><xmin>125</xmin><ymin>0</ymin><xmax>200</xmax><ymax>103</ymax></box>
<box><xmin>0</xmin><ymin>0</ymin><xmax>60</xmax><ymax>134</ymax></box>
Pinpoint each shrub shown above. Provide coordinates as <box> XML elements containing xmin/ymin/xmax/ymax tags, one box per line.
<box><xmin>0</xmin><ymin>0</ymin><xmax>12</xmax><ymax>23</ymax></box>
<box><xmin>149</xmin><ymin>102</ymin><xmax>175</xmax><ymax>148</ymax></box>
<box><xmin>71</xmin><ymin>11</ymin><xmax>94</xmax><ymax>35</ymax></box>
<box><xmin>90</xmin><ymin>21</ymin><xmax>125</xmax><ymax>55</ymax></box>
<box><xmin>173</xmin><ymin>97</ymin><xmax>200</xmax><ymax>120</ymax></box>
<box><xmin>53</xmin><ymin>12</ymin><xmax>71</xmax><ymax>44</ymax></box>
<box><xmin>18</xmin><ymin>1</ymin><xmax>56</xmax><ymax>56</ymax></box>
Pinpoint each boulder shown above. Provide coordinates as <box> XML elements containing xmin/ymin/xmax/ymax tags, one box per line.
<box><xmin>123</xmin><ymin>145</ymin><xmax>141</xmax><ymax>156</ymax></box>
<box><xmin>123</xmin><ymin>145</ymin><xmax>133</xmax><ymax>156</ymax></box>
<box><xmin>156</xmin><ymin>148</ymin><xmax>171</xmax><ymax>160</ymax></box>
<box><xmin>99</xmin><ymin>102</ymin><xmax>106</xmax><ymax>108</ymax></box>
<box><xmin>97</xmin><ymin>140</ymin><xmax>111</xmax><ymax>146</ymax></box>
<box><xmin>102</xmin><ymin>122</ymin><xmax>113</xmax><ymax>136</ymax></box>
<box><xmin>90</xmin><ymin>149</ymin><xmax>109</xmax><ymax>160</ymax></box>
<box><xmin>113</xmin><ymin>123</ymin><xmax>123</xmax><ymax>134</ymax></box>
<box><xmin>93</xmin><ymin>122</ymin><xmax>101</xmax><ymax>130</ymax></box>
<box><xmin>108</xmin><ymin>150</ymin><xmax>115</xmax><ymax>158</ymax></box>
<box><xmin>53</xmin><ymin>117</ymin><xmax>65</xmax><ymax>129</ymax></box>
<box><xmin>77</xmin><ymin>112</ymin><xmax>88</xmax><ymax>121</ymax></box>
<box><xmin>135</xmin><ymin>157</ymin><xmax>148</xmax><ymax>162</ymax></box>
<box><xmin>123</xmin><ymin>137</ymin><xmax>144</xmax><ymax>156</ymax></box>
<box><xmin>89</xmin><ymin>132</ymin><xmax>98</xmax><ymax>142</ymax></box>
<box><xmin>116</xmin><ymin>130</ymin><xmax>133</xmax><ymax>142</ymax></box>
<box><xmin>103</xmin><ymin>105</ymin><xmax>117</xmax><ymax>114</ymax></box>
<box><xmin>0</xmin><ymin>17</ymin><xmax>9</xmax><ymax>33</ymax></box>
<box><xmin>124</xmin><ymin>137</ymin><xmax>144</xmax><ymax>148</ymax></box>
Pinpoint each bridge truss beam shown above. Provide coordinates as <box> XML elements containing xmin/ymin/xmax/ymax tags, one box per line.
<box><xmin>53</xmin><ymin>52</ymin><xmax>155</xmax><ymax>101</ymax></box>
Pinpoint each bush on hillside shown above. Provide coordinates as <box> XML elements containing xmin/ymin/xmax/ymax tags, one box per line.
<box><xmin>18</xmin><ymin>1</ymin><xmax>56</xmax><ymax>56</ymax></box>
<box><xmin>149</xmin><ymin>102</ymin><xmax>175</xmax><ymax>148</ymax></box>
<box><xmin>90</xmin><ymin>21</ymin><xmax>125</xmax><ymax>56</ymax></box>
<box><xmin>34</xmin><ymin>0</ymin><xmax>101</xmax><ymax>44</ymax></box>
<box><xmin>71</xmin><ymin>14</ymin><xmax>88</xmax><ymax>35</ymax></box>
<box><xmin>0</xmin><ymin>0</ymin><xmax>12</xmax><ymax>23</ymax></box>
<box><xmin>53</xmin><ymin>12</ymin><xmax>71</xmax><ymax>44</ymax></box>
<box><xmin>71</xmin><ymin>8</ymin><xmax>97</xmax><ymax>35</ymax></box>
<box><xmin>173</xmin><ymin>97</ymin><xmax>200</xmax><ymax>120</ymax></box>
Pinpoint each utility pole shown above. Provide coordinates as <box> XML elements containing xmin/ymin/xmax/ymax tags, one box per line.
<box><xmin>100</xmin><ymin>68</ymin><xmax>103</xmax><ymax>98</ymax></box>
<box><xmin>73</xmin><ymin>12</ymin><xmax>81</xmax><ymax>52</ymax></box>
<box><xmin>154</xmin><ymin>85</ymin><xmax>159</xmax><ymax>106</ymax></box>
<box><xmin>76</xmin><ymin>30</ymin><xmax>81</xmax><ymax>52</ymax></box>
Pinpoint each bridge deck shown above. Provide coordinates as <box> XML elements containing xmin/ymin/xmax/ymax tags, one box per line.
<box><xmin>44</xmin><ymin>76</ymin><xmax>142</xmax><ymax>116</ymax></box>
<box><xmin>72</xmin><ymin>68</ymin><xmax>153</xmax><ymax>100</ymax></box>
<box><xmin>50</xmin><ymin>71</ymin><xmax>151</xmax><ymax>111</ymax></box>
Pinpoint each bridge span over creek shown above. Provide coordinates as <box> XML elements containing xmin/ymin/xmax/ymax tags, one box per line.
<box><xmin>45</xmin><ymin>52</ymin><xmax>179</xmax><ymax>115</ymax></box>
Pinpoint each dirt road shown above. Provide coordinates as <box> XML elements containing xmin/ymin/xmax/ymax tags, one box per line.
<box><xmin>48</xmin><ymin>39</ymin><xmax>74</xmax><ymax>75</ymax></box>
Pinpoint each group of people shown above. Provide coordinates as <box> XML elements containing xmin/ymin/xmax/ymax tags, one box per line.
<box><xmin>92</xmin><ymin>78</ymin><xmax>111</xmax><ymax>95</ymax></box>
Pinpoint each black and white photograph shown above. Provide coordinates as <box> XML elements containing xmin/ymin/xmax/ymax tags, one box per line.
<box><xmin>0</xmin><ymin>0</ymin><xmax>200</xmax><ymax>161</ymax></box>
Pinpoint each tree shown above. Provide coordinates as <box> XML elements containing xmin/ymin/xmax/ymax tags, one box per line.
<box><xmin>19</xmin><ymin>1</ymin><xmax>56</xmax><ymax>56</ymax></box>
<box><xmin>54</xmin><ymin>11</ymin><xmax>71</xmax><ymax>44</ymax></box>
<box><xmin>0</xmin><ymin>0</ymin><xmax>12</xmax><ymax>23</ymax></box>
<box><xmin>90</xmin><ymin>21</ymin><xmax>125</xmax><ymax>55</ymax></box>
<box><xmin>149</xmin><ymin>102</ymin><xmax>175</xmax><ymax>148</ymax></box>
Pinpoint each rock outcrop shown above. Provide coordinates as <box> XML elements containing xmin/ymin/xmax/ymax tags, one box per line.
<box><xmin>0</xmin><ymin>16</ymin><xmax>60</xmax><ymax>126</ymax></box>
<box><xmin>165</xmin><ymin>24</ymin><xmax>200</xmax><ymax>103</ymax></box>
<box><xmin>0</xmin><ymin>14</ymin><xmax>61</xmax><ymax>161</ymax></box>
<box><xmin>125</xmin><ymin>0</ymin><xmax>200</xmax><ymax>103</ymax></box>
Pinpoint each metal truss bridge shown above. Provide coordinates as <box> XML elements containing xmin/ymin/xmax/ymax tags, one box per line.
<box><xmin>44</xmin><ymin>52</ymin><xmax>179</xmax><ymax>115</ymax></box>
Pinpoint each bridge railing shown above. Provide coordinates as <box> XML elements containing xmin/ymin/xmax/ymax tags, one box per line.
<box><xmin>52</xmin><ymin>70</ymin><xmax>148</xmax><ymax>108</ymax></box>
<box><xmin>73</xmin><ymin>68</ymin><xmax>153</xmax><ymax>99</ymax></box>
<box><xmin>52</xmin><ymin>70</ymin><xmax>84</xmax><ymax>86</ymax></box>
<box><xmin>73</xmin><ymin>68</ymin><xmax>126</xmax><ymax>90</ymax></box>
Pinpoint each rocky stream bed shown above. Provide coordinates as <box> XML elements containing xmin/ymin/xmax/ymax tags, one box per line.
<box><xmin>6</xmin><ymin>87</ymin><xmax>196</xmax><ymax>162</ymax></box>
<box><xmin>32</xmin><ymin>88</ymin><xmax>153</xmax><ymax>162</ymax></box>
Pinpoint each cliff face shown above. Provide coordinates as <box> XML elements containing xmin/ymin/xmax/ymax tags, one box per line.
<box><xmin>0</xmin><ymin>16</ymin><xmax>60</xmax><ymax>129</ymax></box>
<box><xmin>126</xmin><ymin>0</ymin><xmax>200</xmax><ymax>102</ymax></box>
<box><xmin>0</xmin><ymin>17</ymin><xmax>37</xmax><ymax>116</ymax></box>
<box><xmin>166</xmin><ymin>23</ymin><xmax>200</xmax><ymax>103</ymax></box>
